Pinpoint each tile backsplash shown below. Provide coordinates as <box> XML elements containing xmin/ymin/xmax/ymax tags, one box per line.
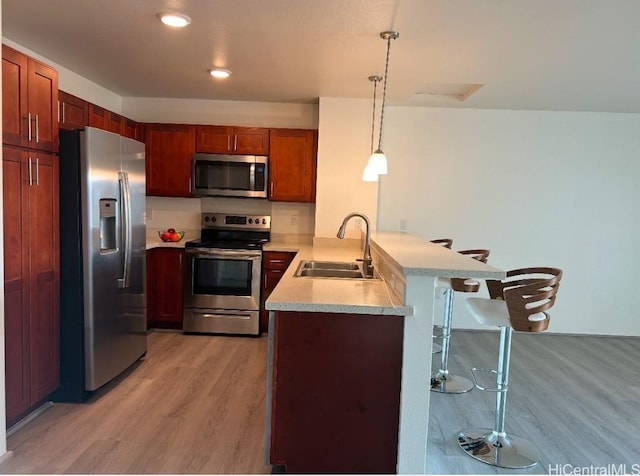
<box><xmin>146</xmin><ymin>196</ymin><xmax>315</xmax><ymax>238</ymax></box>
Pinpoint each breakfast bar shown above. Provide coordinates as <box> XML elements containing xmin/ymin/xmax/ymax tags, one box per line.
<box><xmin>265</xmin><ymin>231</ymin><xmax>505</xmax><ymax>474</ymax></box>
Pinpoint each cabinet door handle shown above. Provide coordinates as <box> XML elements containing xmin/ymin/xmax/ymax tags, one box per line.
<box><xmin>233</xmin><ymin>134</ymin><xmax>238</xmax><ymax>151</ymax></box>
<box><xmin>27</xmin><ymin>113</ymin><xmax>32</xmax><ymax>141</ymax></box>
<box><xmin>61</xmin><ymin>102</ymin><xmax>65</xmax><ymax>123</ymax></box>
<box><xmin>270</xmin><ymin>181</ymin><xmax>274</xmax><ymax>197</ymax></box>
<box><xmin>36</xmin><ymin>158</ymin><xmax>39</xmax><ymax>185</ymax></box>
<box><xmin>227</xmin><ymin>135</ymin><xmax>231</xmax><ymax>151</ymax></box>
<box><xmin>35</xmin><ymin>115</ymin><xmax>39</xmax><ymax>143</ymax></box>
<box><xmin>28</xmin><ymin>158</ymin><xmax>32</xmax><ymax>186</ymax></box>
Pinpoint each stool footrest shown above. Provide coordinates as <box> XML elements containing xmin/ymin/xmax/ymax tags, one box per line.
<box><xmin>470</xmin><ymin>367</ymin><xmax>508</xmax><ymax>393</ymax></box>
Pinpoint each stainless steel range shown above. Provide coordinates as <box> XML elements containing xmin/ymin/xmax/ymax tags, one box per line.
<box><xmin>183</xmin><ymin>213</ymin><xmax>271</xmax><ymax>335</ymax></box>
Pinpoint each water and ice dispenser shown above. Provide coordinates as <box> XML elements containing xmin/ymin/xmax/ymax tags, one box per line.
<box><xmin>99</xmin><ymin>198</ymin><xmax>117</xmax><ymax>252</ymax></box>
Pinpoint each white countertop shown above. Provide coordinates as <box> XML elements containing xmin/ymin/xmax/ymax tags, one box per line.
<box><xmin>265</xmin><ymin>231</ymin><xmax>504</xmax><ymax>316</ymax></box>
<box><xmin>265</xmin><ymin>242</ymin><xmax>411</xmax><ymax>316</ymax></box>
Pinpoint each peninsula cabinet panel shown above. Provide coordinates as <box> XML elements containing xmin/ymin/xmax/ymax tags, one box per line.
<box><xmin>147</xmin><ymin>248</ymin><xmax>184</xmax><ymax>328</ymax></box>
<box><xmin>145</xmin><ymin>123</ymin><xmax>195</xmax><ymax>197</ymax></box>
<box><xmin>58</xmin><ymin>91</ymin><xmax>88</xmax><ymax>130</ymax></box>
<box><xmin>195</xmin><ymin>125</ymin><xmax>269</xmax><ymax>155</ymax></box>
<box><xmin>268</xmin><ymin>129</ymin><xmax>317</xmax><ymax>203</ymax></box>
<box><xmin>3</xmin><ymin>146</ymin><xmax>60</xmax><ymax>425</ymax></box>
<box><xmin>2</xmin><ymin>44</ymin><xmax>59</xmax><ymax>153</ymax></box>
<box><xmin>260</xmin><ymin>251</ymin><xmax>296</xmax><ymax>333</ymax></box>
<box><xmin>270</xmin><ymin>310</ymin><xmax>404</xmax><ymax>473</ymax></box>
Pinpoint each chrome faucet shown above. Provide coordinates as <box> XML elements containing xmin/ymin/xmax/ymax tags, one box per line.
<box><xmin>337</xmin><ymin>212</ymin><xmax>373</xmax><ymax>277</ymax></box>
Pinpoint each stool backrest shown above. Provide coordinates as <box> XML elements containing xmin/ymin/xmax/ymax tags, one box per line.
<box><xmin>450</xmin><ymin>249</ymin><xmax>491</xmax><ymax>293</ymax></box>
<box><xmin>430</xmin><ymin>238</ymin><xmax>453</xmax><ymax>249</ymax></box>
<box><xmin>486</xmin><ymin>267</ymin><xmax>563</xmax><ymax>332</ymax></box>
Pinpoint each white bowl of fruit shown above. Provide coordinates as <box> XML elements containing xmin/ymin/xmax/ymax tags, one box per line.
<box><xmin>158</xmin><ymin>228</ymin><xmax>185</xmax><ymax>242</ymax></box>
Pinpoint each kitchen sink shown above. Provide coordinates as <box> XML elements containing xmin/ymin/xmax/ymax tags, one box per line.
<box><xmin>294</xmin><ymin>260</ymin><xmax>379</xmax><ymax>280</ymax></box>
<box><xmin>299</xmin><ymin>260</ymin><xmax>361</xmax><ymax>271</ymax></box>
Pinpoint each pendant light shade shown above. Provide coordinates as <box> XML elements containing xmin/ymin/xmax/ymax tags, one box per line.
<box><xmin>362</xmin><ymin>162</ymin><xmax>379</xmax><ymax>182</ymax></box>
<box><xmin>362</xmin><ymin>31</ymin><xmax>399</xmax><ymax>181</ymax></box>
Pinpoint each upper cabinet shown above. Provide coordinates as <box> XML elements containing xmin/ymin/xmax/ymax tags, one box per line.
<box><xmin>2</xmin><ymin>44</ymin><xmax>58</xmax><ymax>152</ymax></box>
<box><xmin>195</xmin><ymin>125</ymin><xmax>269</xmax><ymax>155</ymax></box>
<box><xmin>58</xmin><ymin>91</ymin><xmax>88</xmax><ymax>131</ymax></box>
<box><xmin>269</xmin><ymin>129</ymin><xmax>317</xmax><ymax>203</ymax></box>
<box><xmin>145</xmin><ymin>123</ymin><xmax>195</xmax><ymax>197</ymax></box>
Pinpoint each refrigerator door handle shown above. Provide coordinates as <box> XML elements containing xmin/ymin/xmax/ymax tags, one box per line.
<box><xmin>118</xmin><ymin>171</ymin><xmax>133</xmax><ymax>288</ymax></box>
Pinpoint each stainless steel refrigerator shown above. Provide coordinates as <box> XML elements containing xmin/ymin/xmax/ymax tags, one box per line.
<box><xmin>56</xmin><ymin>126</ymin><xmax>146</xmax><ymax>402</ymax></box>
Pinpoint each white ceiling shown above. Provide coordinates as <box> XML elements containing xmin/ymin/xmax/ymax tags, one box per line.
<box><xmin>3</xmin><ymin>0</ymin><xmax>640</xmax><ymax>112</ymax></box>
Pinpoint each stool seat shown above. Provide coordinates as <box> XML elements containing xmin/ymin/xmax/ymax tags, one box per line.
<box><xmin>467</xmin><ymin>298</ymin><xmax>548</xmax><ymax>327</ymax></box>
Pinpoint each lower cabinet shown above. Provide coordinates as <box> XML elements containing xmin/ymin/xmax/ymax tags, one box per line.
<box><xmin>269</xmin><ymin>310</ymin><xmax>404</xmax><ymax>473</ymax></box>
<box><xmin>260</xmin><ymin>251</ymin><xmax>296</xmax><ymax>333</ymax></box>
<box><xmin>2</xmin><ymin>146</ymin><xmax>60</xmax><ymax>426</ymax></box>
<box><xmin>146</xmin><ymin>248</ymin><xmax>184</xmax><ymax>329</ymax></box>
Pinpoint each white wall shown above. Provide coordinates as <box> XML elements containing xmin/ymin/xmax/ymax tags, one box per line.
<box><xmin>376</xmin><ymin>106</ymin><xmax>640</xmax><ymax>336</ymax></box>
<box><xmin>314</xmin><ymin>98</ymin><xmax>379</xmax><ymax>239</ymax></box>
<box><xmin>122</xmin><ymin>97</ymin><xmax>318</xmax><ymax>129</ymax></box>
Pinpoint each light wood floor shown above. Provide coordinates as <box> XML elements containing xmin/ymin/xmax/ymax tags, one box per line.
<box><xmin>427</xmin><ymin>331</ymin><xmax>640</xmax><ymax>474</ymax></box>
<box><xmin>0</xmin><ymin>330</ymin><xmax>272</xmax><ymax>474</ymax></box>
<box><xmin>0</xmin><ymin>330</ymin><xmax>639</xmax><ymax>474</ymax></box>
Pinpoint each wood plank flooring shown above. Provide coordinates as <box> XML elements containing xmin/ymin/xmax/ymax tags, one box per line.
<box><xmin>0</xmin><ymin>329</ymin><xmax>638</xmax><ymax>474</ymax></box>
<box><xmin>0</xmin><ymin>330</ymin><xmax>271</xmax><ymax>474</ymax></box>
<box><xmin>427</xmin><ymin>331</ymin><xmax>640</xmax><ymax>474</ymax></box>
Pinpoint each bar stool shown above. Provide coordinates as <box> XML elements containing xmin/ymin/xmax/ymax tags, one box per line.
<box><xmin>457</xmin><ymin>267</ymin><xmax>562</xmax><ymax>469</ymax></box>
<box><xmin>430</xmin><ymin>238</ymin><xmax>453</xmax><ymax>355</ymax></box>
<box><xmin>431</xmin><ymin>249</ymin><xmax>490</xmax><ymax>393</ymax></box>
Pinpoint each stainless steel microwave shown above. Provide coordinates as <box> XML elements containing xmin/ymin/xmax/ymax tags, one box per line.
<box><xmin>191</xmin><ymin>153</ymin><xmax>268</xmax><ymax>198</ymax></box>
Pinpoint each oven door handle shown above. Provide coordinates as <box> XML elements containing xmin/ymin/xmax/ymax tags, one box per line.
<box><xmin>185</xmin><ymin>248</ymin><xmax>262</xmax><ymax>260</ymax></box>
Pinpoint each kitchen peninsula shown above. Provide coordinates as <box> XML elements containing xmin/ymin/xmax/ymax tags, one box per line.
<box><xmin>265</xmin><ymin>231</ymin><xmax>505</xmax><ymax>474</ymax></box>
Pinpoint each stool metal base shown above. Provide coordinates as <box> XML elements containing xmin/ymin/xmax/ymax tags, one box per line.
<box><xmin>432</xmin><ymin>342</ymin><xmax>442</xmax><ymax>354</ymax></box>
<box><xmin>457</xmin><ymin>428</ymin><xmax>540</xmax><ymax>469</ymax></box>
<box><xmin>430</xmin><ymin>370</ymin><xmax>474</xmax><ymax>394</ymax></box>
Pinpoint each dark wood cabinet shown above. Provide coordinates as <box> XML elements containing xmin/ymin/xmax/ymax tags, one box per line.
<box><xmin>145</xmin><ymin>123</ymin><xmax>195</xmax><ymax>197</ymax></box>
<box><xmin>106</xmin><ymin>111</ymin><xmax>123</xmax><ymax>135</ymax></box>
<box><xmin>195</xmin><ymin>125</ymin><xmax>269</xmax><ymax>155</ymax></box>
<box><xmin>269</xmin><ymin>310</ymin><xmax>404</xmax><ymax>473</ymax></box>
<box><xmin>58</xmin><ymin>90</ymin><xmax>88</xmax><ymax>130</ymax></box>
<box><xmin>268</xmin><ymin>129</ymin><xmax>317</xmax><ymax>203</ymax></box>
<box><xmin>2</xmin><ymin>44</ymin><xmax>58</xmax><ymax>153</ymax></box>
<box><xmin>260</xmin><ymin>251</ymin><xmax>296</xmax><ymax>333</ymax></box>
<box><xmin>88</xmin><ymin>103</ymin><xmax>108</xmax><ymax>130</ymax></box>
<box><xmin>146</xmin><ymin>248</ymin><xmax>185</xmax><ymax>328</ymax></box>
<box><xmin>3</xmin><ymin>146</ymin><xmax>60</xmax><ymax>425</ymax></box>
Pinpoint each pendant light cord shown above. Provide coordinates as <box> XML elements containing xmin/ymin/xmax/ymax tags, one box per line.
<box><xmin>370</xmin><ymin>77</ymin><xmax>380</xmax><ymax>154</ymax></box>
<box><xmin>378</xmin><ymin>36</ymin><xmax>392</xmax><ymax>151</ymax></box>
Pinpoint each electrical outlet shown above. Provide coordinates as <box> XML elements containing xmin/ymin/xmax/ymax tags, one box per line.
<box><xmin>400</xmin><ymin>219</ymin><xmax>407</xmax><ymax>231</ymax></box>
<box><xmin>290</xmin><ymin>215</ymin><xmax>298</xmax><ymax>226</ymax></box>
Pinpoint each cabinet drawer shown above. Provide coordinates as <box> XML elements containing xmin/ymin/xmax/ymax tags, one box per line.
<box><xmin>263</xmin><ymin>251</ymin><xmax>295</xmax><ymax>271</ymax></box>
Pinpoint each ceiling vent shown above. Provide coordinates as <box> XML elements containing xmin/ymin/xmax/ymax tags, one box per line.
<box><xmin>410</xmin><ymin>83</ymin><xmax>484</xmax><ymax>103</ymax></box>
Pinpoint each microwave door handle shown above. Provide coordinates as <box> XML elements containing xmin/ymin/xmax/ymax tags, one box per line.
<box><xmin>249</xmin><ymin>163</ymin><xmax>255</xmax><ymax>192</ymax></box>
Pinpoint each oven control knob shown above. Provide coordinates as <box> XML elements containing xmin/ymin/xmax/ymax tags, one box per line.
<box><xmin>204</xmin><ymin>216</ymin><xmax>210</xmax><ymax>222</ymax></box>
<box><xmin>262</xmin><ymin>218</ymin><xmax>267</xmax><ymax>224</ymax></box>
<box><xmin>211</xmin><ymin>216</ymin><xmax>217</xmax><ymax>223</ymax></box>
<box><xmin>248</xmin><ymin>218</ymin><xmax>254</xmax><ymax>224</ymax></box>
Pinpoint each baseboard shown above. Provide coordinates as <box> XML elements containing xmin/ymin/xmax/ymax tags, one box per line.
<box><xmin>7</xmin><ymin>401</ymin><xmax>53</xmax><ymax>438</ymax></box>
<box><xmin>0</xmin><ymin>450</ymin><xmax>14</xmax><ymax>464</ymax></box>
<box><xmin>452</xmin><ymin>328</ymin><xmax>640</xmax><ymax>339</ymax></box>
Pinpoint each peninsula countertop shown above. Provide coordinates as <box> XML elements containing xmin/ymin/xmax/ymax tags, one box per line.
<box><xmin>265</xmin><ymin>231</ymin><xmax>504</xmax><ymax>316</ymax></box>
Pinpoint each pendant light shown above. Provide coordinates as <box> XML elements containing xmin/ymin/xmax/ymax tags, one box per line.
<box><xmin>365</xmin><ymin>30</ymin><xmax>399</xmax><ymax>177</ymax></box>
<box><xmin>363</xmin><ymin>75</ymin><xmax>382</xmax><ymax>182</ymax></box>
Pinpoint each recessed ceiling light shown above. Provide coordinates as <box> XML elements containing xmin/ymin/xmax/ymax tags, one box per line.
<box><xmin>158</xmin><ymin>12</ymin><xmax>191</xmax><ymax>28</ymax></box>
<box><xmin>209</xmin><ymin>69</ymin><xmax>232</xmax><ymax>79</ymax></box>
